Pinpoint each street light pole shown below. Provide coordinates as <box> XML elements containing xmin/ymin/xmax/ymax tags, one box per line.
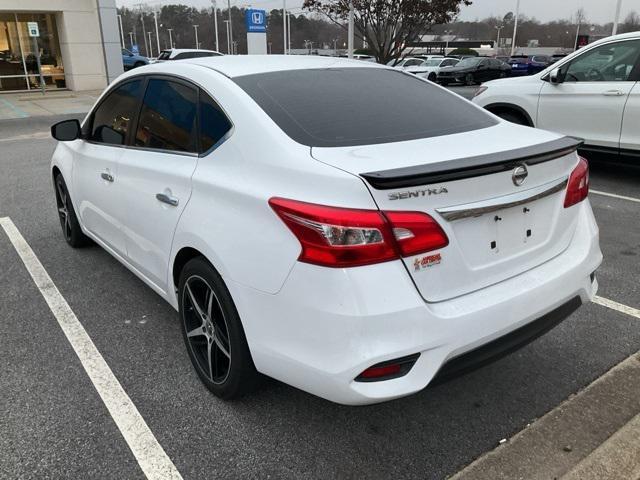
<box><xmin>287</xmin><ymin>11</ymin><xmax>292</xmax><ymax>53</ymax></box>
<box><xmin>167</xmin><ymin>28</ymin><xmax>173</xmax><ymax>49</ymax></box>
<box><xmin>147</xmin><ymin>31</ymin><xmax>153</xmax><ymax>57</ymax></box>
<box><xmin>224</xmin><ymin>20</ymin><xmax>231</xmax><ymax>54</ymax></box>
<box><xmin>283</xmin><ymin>0</ymin><xmax>287</xmax><ymax>54</ymax></box>
<box><xmin>495</xmin><ymin>25</ymin><xmax>503</xmax><ymax>54</ymax></box>
<box><xmin>153</xmin><ymin>10</ymin><xmax>160</xmax><ymax>57</ymax></box>
<box><xmin>510</xmin><ymin>0</ymin><xmax>520</xmax><ymax>57</ymax></box>
<box><xmin>128</xmin><ymin>32</ymin><xmax>134</xmax><ymax>50</ymax></box>
<box><xmin>140</xmin><ymin>12</ymin><xmax>149</xmax><ymax>57</ymax></box>
<box><xmin>347</xmin><ymin>1</ymin><xmax>354</xmax><ymax>59</ymax></box>
<box><xmin>612</xmin><ymin>0</ymin><xmax>623</xmax><ymax>35</ymax></box>
<box><xmin>227</xmin><ymin>0</ymin><xmax>233</xmax><ymax>54</ymax></box>
<box><xmin>193</xmin><ymin>24</ymin><xmax>199</xmax><ymax>49</ymax></box>
<box><xmin>212</xmin><ymin>0</ymin><xmax>219</xmax><ymax>52</ymax></box>
<box><xmin>117</xmin><ymin>15</ymin><xmax>125</xmax><ymax>48</ymax></box>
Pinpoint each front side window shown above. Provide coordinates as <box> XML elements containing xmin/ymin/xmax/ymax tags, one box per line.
<box><xmin>90</xmin><ymin>80</ymin><xmax>142</xmax><ymax>145</ymax></box>
<box><xmin>234</xmin><ymin>68</ymin><xmax>497</xmax><ymax>148</ymax></box>
<box><xmin>135</xmin><ymin>79</ymin><xmax>197</xmax><ymax>152</ymax></box>
<box><xmin>562</xmin><ymin>40</ymin><xmax>640</xmax><ymax>82</ymax></box>
<box><xmin>199</xmin><ymin>91</ymin><xmax>232</xmax><ymax>153</ymax></box>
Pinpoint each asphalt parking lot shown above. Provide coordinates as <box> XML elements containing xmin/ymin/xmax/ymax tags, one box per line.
<box><xmin>1</xmin><ymin>112</ymin><xmax>639</xmax><ymax>479</ymax></box>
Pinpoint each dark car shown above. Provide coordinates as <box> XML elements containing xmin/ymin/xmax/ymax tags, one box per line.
<box><xmin>507</xmin><ymin>55</ymin><xmax>552</xmax><ymax>76</ymax></box>
<box><xmin>437</xmin><ymin>57</ymin><xmax>511</xmax><ymax>86</ymax></box>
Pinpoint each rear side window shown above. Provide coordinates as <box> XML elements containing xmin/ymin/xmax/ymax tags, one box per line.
<box><xmin>174</xmin><ymin>52</ymin><xmax>198</xmax><ymax>60</ymax></box>
<box><xmin>135</xmin><ymin>79</ymin><xmax>197</xmax><ymax>152</ymax></box>
<box><xmin>199</xmin><ymin>91</ymin><xmax>232</xmax><ymax>153</ymax></box>
<box><xmin>234</xmin><ymin>68</ymin><xmax>496</xmax><ymax>147</ymax></box>
<box><xmin>90</xmin><ymin>80</ymin><xmax>142</xmax><ymax>145</ymax></box>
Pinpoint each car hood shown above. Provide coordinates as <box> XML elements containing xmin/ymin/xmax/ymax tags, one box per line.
<box><xmin>439</xmin><ymin>66</ymin><xmax>472</xmax><ymax>74</ymax></box>
<box><xmin>481</xmin><ymin>73</ymin><xmax>544</xmax><ymax>87</ymax></box>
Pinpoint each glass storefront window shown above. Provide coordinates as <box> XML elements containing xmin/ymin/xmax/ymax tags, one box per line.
<box><xmin>0</xmin><ymin>13</ymin><xmax>65</xmax><ymax>92</ymax></box>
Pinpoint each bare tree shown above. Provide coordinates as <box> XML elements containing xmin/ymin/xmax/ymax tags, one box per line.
<box><xmin>302</xmin><ymin>0</ymin><xmax>472</xmax><ymax>64</ymax></box>
<box><xmin>621</xmin><ymin>11</ymin><xmax>640</xmax><ymax>33</ymax></box>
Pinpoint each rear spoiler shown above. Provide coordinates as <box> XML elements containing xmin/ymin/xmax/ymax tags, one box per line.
<box><xmin>360</xmin><ymin>136</ymin><xmax>583</xmax><ymax>190</ymax></box>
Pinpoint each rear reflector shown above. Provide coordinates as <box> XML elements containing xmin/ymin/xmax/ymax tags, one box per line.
<box><xmin>564</xmin><ymin>156</ymin><xmax>589</xmax><ymax>208</ymax></box>
<box><xmin>269</xmin><ymin>198</ymin><xmax>449</xmax><ymax>268</ymax></box>
<box><xmin>355</xmin><ymin>354</ymin><xmax>420</xmax><ymax>382</ymax></box>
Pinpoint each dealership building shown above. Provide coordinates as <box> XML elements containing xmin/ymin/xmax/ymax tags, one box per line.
<box><xmin>0</xmin><ymin>0</ymin><xmax>122</xmax><ymax>92</ymax></box>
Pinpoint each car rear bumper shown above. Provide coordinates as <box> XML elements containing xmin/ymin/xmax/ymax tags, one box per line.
<box><xmin>228</xmin><ymin>200</ymin><xmax>601</xmax><ymax>405</ymax></box>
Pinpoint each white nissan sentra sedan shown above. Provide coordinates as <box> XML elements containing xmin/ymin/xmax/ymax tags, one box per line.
<box><xmin>50</xmin><ymin>56</ymin><xmax>602</xmax><ymax>405</ymax></box>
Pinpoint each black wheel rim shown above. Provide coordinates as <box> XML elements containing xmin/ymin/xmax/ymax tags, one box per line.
<box><xmin>55</xmin><ymin>177</ymin><xmax>72</xmax><ymax>242</ymax></box>
<box><xmin>182</xmin><ymin>275</ymin><xmax>232</xmax><ymax>384</ymax></box>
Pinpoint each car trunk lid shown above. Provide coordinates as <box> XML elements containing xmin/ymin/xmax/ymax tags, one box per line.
<box><xmin>311</xmin><ymin>125</ymin><xmax>582</xmax><ymax>302</ymax></box>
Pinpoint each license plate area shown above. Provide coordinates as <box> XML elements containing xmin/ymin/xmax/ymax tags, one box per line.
<box><xmin>450</xmin><ymin>193</ymin><xmax>557</xmax><ymax>269</ymax></box>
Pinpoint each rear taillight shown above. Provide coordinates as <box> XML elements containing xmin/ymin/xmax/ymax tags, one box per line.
<box><xmin>564</xmin><ymin>157</ymin><xmax>589</xmax><ymax>208</ymax></box>
<box><xmin>385</xmin><ymin>211</ymin><xmax>449</xmax><ymax>256</ymax></box>
<box><xmin>269</xmin><ymin>198</ymin><xmax>448</xmax><ymax>268</ymax></box>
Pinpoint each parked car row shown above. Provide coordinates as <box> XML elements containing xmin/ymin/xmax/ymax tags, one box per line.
<box><xmin>393</xmin><ymin>52</ymin><xmax>572</xmax><ymax>85</ymax></box>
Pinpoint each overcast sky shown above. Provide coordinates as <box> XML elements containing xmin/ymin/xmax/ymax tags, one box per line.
<box><xmin>117</xmin><ymin>0</ymin><xmax>637</xmax><ymax>24</ymax></box>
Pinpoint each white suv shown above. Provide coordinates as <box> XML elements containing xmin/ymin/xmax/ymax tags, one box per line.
<box><xmin>473</xmin><ymin>31</ymin><xmax>640</xmax><ymax>164</ymax></box>
<box><xmin>50</xmin><ymin>56</ymin><xmax>601</xmax><ymax>405</ymax></box>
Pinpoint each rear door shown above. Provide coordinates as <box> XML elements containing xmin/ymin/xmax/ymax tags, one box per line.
<box><xmin>117</xmin><ymin>77</ymin><xmax>200</xmax><ymax>291</ymax></box>
<box><xmin>537</xmin><ymin>39</ymin><xmax>640</xmax><ymax>149</ymax></box>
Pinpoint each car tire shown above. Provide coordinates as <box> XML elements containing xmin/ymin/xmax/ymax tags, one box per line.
<box><xmin>134</xmin><ymin>61</ymin><xmax>145</xmax><ymax>68</ymax></box>
<box><xmin>495</xmin><ymin>110</ymin><xmax>529</xmax><ymax>126</ymax></box>
<box><xmin>179</xmin><ymin>257</ymin><xmax>261</xmax><ymax>400</ymax></box>
<box><xmin>54</xmin><ymin>174</ymin><xmax>92</xmax><ymax>248</ymax></box>
<box><xmin>465</xmin><ymin>73</ymin><xmax>475</xmax><ymax>86</ymax></box>
<box><xmin>428</xmin><ymin>73</ymin><xmax>437</xmax><ymax>82</ymax></box>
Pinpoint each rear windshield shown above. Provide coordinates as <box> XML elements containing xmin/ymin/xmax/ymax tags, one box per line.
<box><xmin>233</xmin><ymin>68</ymin><xmax>496</xmax><ymax>147</ymax></box>
<box><xmin>509</xmin><ymin>57</ymin><xmax>529</xmax><ymax>64</ymax></box>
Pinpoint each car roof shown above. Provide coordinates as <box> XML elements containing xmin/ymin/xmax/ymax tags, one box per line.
<box><xmin>182</xmin><ymin>54</ymin><xmax>386</xmax><ymax>78</ymax></box>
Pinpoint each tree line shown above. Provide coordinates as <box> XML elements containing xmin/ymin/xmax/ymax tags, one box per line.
<box><xmin>117</xmin><ymin>2</ymin><xmax>640</xmax><ymax>61</ymax></box>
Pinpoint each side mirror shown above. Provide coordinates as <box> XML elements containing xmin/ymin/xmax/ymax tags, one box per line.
<box><xmin>549</xmin><ymin>68</ymin><xmax>562</xmax><ymax>84</ymax></box>
<box><xmin>129</xmin><ymin>53</ymin><xmax>134</xmax><ymax>57</ymax></box>
<box><xmin>51</xmin><ymin>119</ymin><xmax>81</xmax><ymax>141</ymax></box>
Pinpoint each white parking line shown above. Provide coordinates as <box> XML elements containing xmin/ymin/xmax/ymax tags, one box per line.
<box><xmin>593</xmin><ymin>296</ymin><xmax>640</xmax><ymax>320</ymax></box>
<box><xmin>0</xmin><ymin>217</ymin><xmax>183</xmax><ymax>480</ymax></box>
<box><xmin>590</xmin><ymin>190</ymin><xmax>640</xmax><ymax>204</ymax></box>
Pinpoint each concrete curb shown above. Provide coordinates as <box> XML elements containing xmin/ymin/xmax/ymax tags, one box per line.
<box><xmin>450</xmin><ymin>352</ymin><xmax>640</xmax><ymax>480</ymax></box>
<box><xmin>561</xmin><ymin>412</ymin><xmax>640</xmax><ymax>480</ymax></box>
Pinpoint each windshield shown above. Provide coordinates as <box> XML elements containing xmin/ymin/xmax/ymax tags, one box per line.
<box><xmin>457</xmin><ymin>58</ymin><xmax>481</xmax><ymax>68</ymax></box>
<box><xmin>425</xmin><ymin>59</ymin><xmax>442</xmax><ymax>66</ymax></box>
<box><xmin>234</xmin><ymin>68</ymin><xmax>496</xmax><ymax>148</ymax></box>
<box><xmin>157</xmin><ymin>51</ymin><xmax>171</xmax><ymax>60</ymax></box>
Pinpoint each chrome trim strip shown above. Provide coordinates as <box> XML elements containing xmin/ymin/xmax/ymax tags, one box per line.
<box><xmin>436</xmin><ymin>177</ymin><xmax>568</xmax><ymax>221</ymax></box>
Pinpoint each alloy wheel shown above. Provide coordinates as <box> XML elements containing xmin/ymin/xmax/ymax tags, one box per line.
<box><xmin>182</xmin><ymin>275</ymin><xmax>232</xmax><ymax>384</ymax></box>
<box><xmin>55</xmin><ymin>177</ymin><xmax>72</xmax><ymax>242</ymax></box>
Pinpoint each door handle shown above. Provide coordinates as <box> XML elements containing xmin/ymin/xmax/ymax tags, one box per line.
<box><xmin>101</xmin><ymin>172</ymin><xmax>114</xmax><ymax>182</ymax></box>
<box><xmin>602</xmin><ymin>90</ymin><xmax>624</xmax><ymax>96</ymax></box>
<box><xmin>156</xmin><ymin>193</ymin><xmax>179</xmax><ymax>207</ymax></box>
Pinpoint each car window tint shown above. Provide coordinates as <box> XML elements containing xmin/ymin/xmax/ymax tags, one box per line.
<box><xmin>174</xmin><ymin>52</ymin><xmax>198</xmax><ymax>60</ymax></box>
<box><xmin>135</xmin><ymin>79</ymin><xmax>197</xmax><ymax>152</ymax></box>
<box><xmin>90</xmin><ymin>80</ymin><xmax>142</xmax><ymax>146</ymax></box>
<box><xmin>563</xmin><ymin>40</ymin><xmax>640</xmax><ymax>82</ymax></box>
<box><xmin>234</xmin><ymin>68</ymin><xmax>497</xmax><ymax>148</ymax></box>
<box><xmin>199</xmin><ymin>90</ymin><xmax>232</xmax><ymax>153</ymax></box>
